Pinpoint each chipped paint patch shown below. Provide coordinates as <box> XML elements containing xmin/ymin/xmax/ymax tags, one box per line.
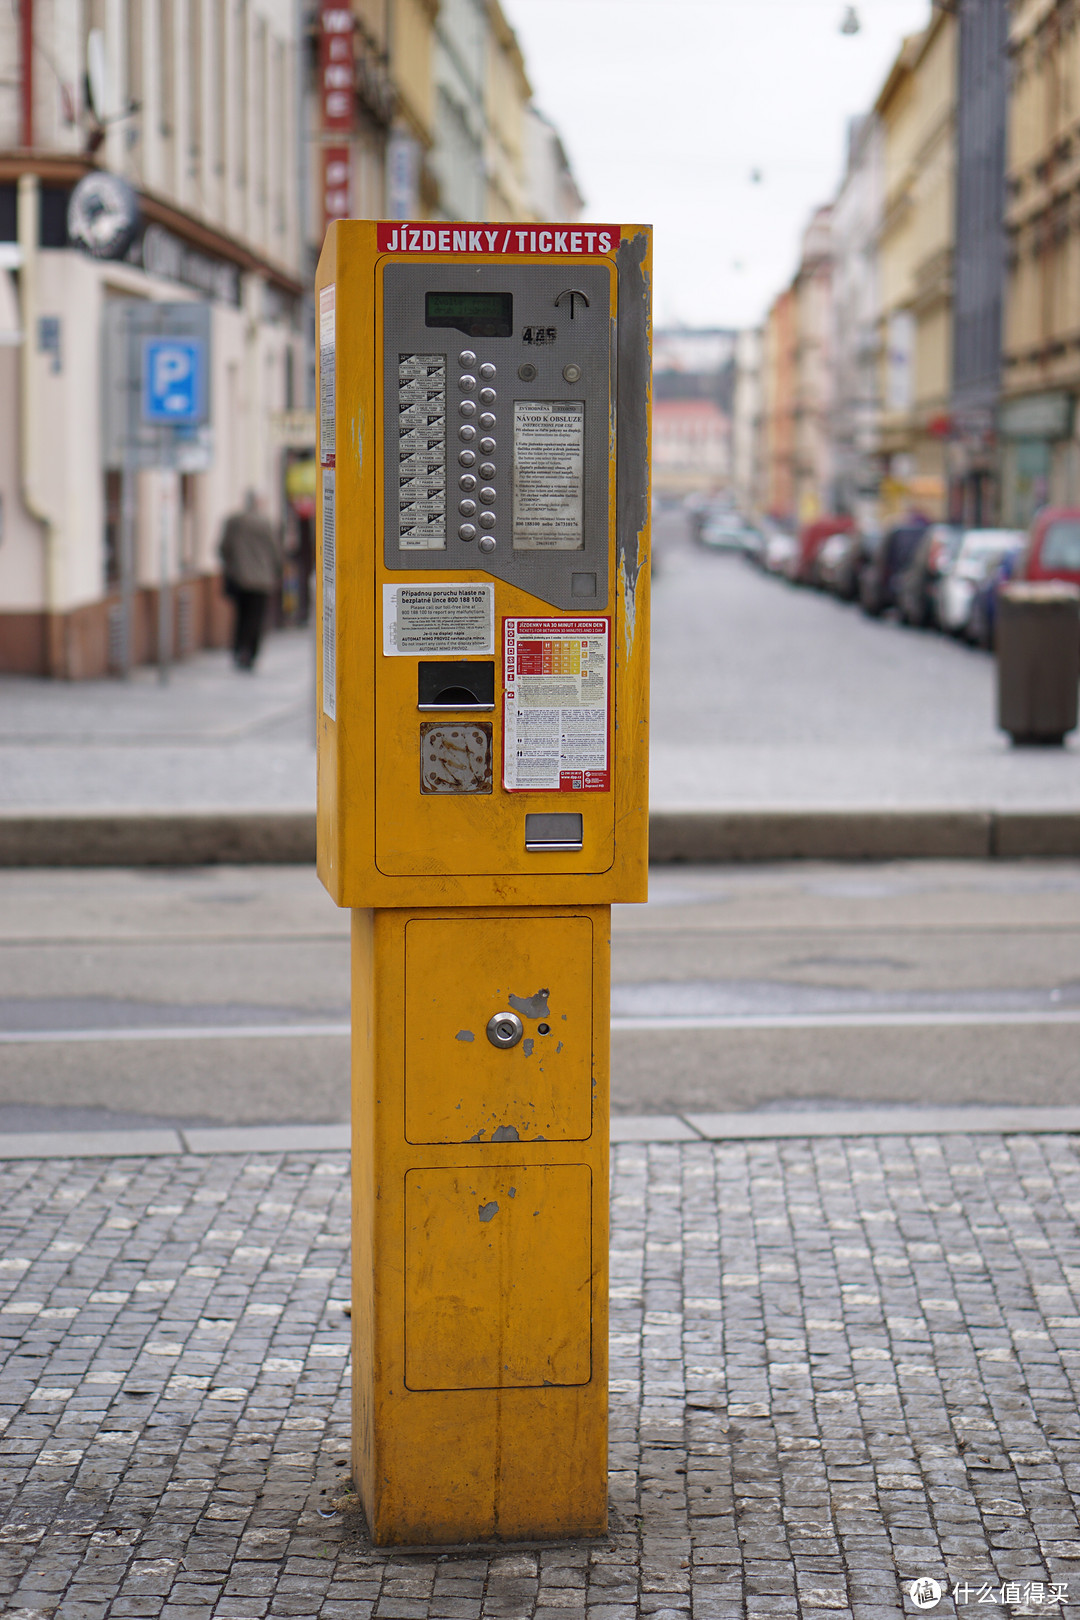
<box><xmin>491</xmin><ymin>1125</ymin><xmax>520</xmax><ymax>1143</ymax></box>
<box><xmin>455</xmin><ymin>1030</ymin><xmax>475</xmax><ymax>1043</ymax></box>
<box><xmin>478</xmin><ymin>1202</ymin><xmax>499</xmax><ymax>1223</ymax></box>
<box><xmin>509</xmin><ymin>988</ymin><xmax>550</xmax><ymax>1020</ymax></box>
<box><xmin>522</xmin><ymin>1039</ymin><xmax>534</xmax><ymax>1058</ymax></box>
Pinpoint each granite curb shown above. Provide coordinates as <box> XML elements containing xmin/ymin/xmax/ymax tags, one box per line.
<box><xmin>2</xmin><ymin>806</ymin><xmax>1079</xmax><ymax>866</ymax></box>
<box><xmin>7</xmin><ymin>1104</ymin><xmax>1080</xmax><ymax>1159</ymax></box>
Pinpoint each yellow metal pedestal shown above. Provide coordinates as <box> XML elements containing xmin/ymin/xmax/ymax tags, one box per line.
<box><xmin>350</xmin><ymin>905</ymin><xmax>610</xmax><ymax>1546</ymax></box>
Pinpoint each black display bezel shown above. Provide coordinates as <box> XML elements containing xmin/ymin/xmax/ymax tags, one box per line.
<box><xmin>425</xmin><ymin>291</ymin><xmax>514</xmax><ymax>339</ymax></box>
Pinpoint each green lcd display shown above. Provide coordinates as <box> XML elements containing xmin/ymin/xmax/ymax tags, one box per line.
<box><xmin>425</xmin><ymin>292</ymin><xmax>513</xmax><ymax>339</ymax></box>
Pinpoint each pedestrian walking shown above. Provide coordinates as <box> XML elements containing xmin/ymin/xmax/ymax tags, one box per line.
<box><xmin>219</xmin><ymin>492</ymin><xmax>283</xmax><ymax>670</ymax></box>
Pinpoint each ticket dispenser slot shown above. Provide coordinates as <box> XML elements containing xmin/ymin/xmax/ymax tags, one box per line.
<box><xmin>417</xmin><ymin>661</ymin><xmax>495</xmax><ymax>711</ymax></box>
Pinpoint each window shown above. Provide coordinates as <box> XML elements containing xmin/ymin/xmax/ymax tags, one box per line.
<box><xmin>1042</xmin><ymin>520</ymin><xmax>1080</xmax><ymax>571</ymax></box>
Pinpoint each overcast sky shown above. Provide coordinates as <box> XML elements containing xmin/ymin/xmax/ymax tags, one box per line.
<box><xmin>500</xmin><ymin>0</ymin><xmax>933</xmax><ymax>331</ymax></box>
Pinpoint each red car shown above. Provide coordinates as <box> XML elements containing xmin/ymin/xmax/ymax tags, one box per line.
<box><xmin>795</xmin><ymin>515</ymin><xmax>855</xmax><ymax>585</ymax></box>
<box><xmin>1021</xmin><ymin>507</ymin><xmax>1080</xmax><ymax>585</ymax></box>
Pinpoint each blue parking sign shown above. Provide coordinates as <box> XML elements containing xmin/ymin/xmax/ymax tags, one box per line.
<box><xmin>143</xmin><ymin>338</ymin><xmax>203</xmax><ymax>424</ymax></box>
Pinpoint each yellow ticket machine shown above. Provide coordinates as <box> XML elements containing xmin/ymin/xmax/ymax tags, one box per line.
<box><xmin>315</xmin><ymin>220</ymin><xmax>651</xmax><ymax>1545</ymax></box>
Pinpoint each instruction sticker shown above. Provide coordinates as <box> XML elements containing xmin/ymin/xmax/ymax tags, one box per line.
<box><xmin>503</xmin><ymin>617</ymin><xmax>610</xmax><ymax>792</ymax></box>
<box><xmin>319</xmin><ymin>285</ymin><xmax>335</xmax><ymax>465</ymax></box>
<box><xmin>383</xmin><ymin>583</ymin><xmax>495</xmax><ymax>656</ymax></box>
<box><xmin>512</xmin><ymin>401</ymin><xmax>585</xmax><ymax>550</ymax></box>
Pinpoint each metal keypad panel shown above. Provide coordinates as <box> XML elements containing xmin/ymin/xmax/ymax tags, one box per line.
<box><xmin>382</xmin><ymin>261</ymin><xmax>611</xmax><ymax>612</ymax></box>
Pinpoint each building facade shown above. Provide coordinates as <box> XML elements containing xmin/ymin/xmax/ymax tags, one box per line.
<box><xmin>1001</xmin><ymin>0</ymin><xmax>1080</xmax><ymax>525</ymax></box>
<box><xmin>651</xmin><ymin>329</ymin><xmax>735</xmax><ymax>498</ymax></box>
<box><xmin>831</xmin><ymin>112</ymin><xmax>884</xmax><ymax>532</ymax></box>
<box><xmin>950</xmin><ymin>0</ymin><xmax>1008</xmax><ymax>526</ymax></box>
<box><xmin>875</xmin><ymin>11</ymin><xmax>957</xmax><ymax>525</ymax></box>
<box><xmin>0</xmin><ymin>0</ymin><xmax>305</xmax><ymax>678</ymax></box>
<box><xmin>762</xmin><ymin>285</ymin><xmax>797</xmax><ymax>523</ymax></box>
<box><xmin>792</xmin><ymin>205</ymin><xmax>835</xmax><ymax>522</ymax></box>
<box><xmin>731</xmin><ymin>326</ymin><xmax>763</xmax><ymax>517</ymax></box>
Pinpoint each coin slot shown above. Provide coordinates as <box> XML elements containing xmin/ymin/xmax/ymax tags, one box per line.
<box><xmin>418</xmin><ymin>660</ymin><xmax>495</xmax><ymax>711</ymax></box>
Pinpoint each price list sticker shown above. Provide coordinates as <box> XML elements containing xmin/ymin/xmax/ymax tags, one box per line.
<box><xmin>503</xmin><ymin>617</ymin><xmax>610</xmax><ymax>792</ymax></box>
<box><xmin>397</xmin><ymin>353</ymin><xmax>446</xmax><ymax>550</ymax></box>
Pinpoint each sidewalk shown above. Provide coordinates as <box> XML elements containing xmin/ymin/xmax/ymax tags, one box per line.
<box><xmin>4</xmin><ymin>1121</ymin><xmax>1080</xmax><ymax>1618</ymax></box>
<box><xmin>1</xmin><ymin>619</ymin><xmax>1078</xmax><ymax>863</ymax></box>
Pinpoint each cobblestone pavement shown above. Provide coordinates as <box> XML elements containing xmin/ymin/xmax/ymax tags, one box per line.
<box><xmin>5</xmin><ymin>1135</ymin><xmax>1080</xmax><ymax>1618</ymax></box>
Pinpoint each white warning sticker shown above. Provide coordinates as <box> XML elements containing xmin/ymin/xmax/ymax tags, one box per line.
<box><xmin>383</xmin><ymin>583</ymin><xmax>495</xmax><ymax>656</ymax></box>
<box><xmin>319</xmin><ymin>285</ymin><xmax>335</xmax><ymax>466</ymax></box>
<box><xmin>503</xmin><ymin>617</ymin><xmax>610</xmax><ymax>792</ymax></box>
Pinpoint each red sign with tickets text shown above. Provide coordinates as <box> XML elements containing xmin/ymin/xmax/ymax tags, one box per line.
<box><xmin>503</xmin><ymin>617</ymin><xmax>610</xmax><ymax>793</ymax></box>
<box><xmin>378</xmin><ymin>222</ymin><xmax>620</xmax><ymax>257</ymax></box>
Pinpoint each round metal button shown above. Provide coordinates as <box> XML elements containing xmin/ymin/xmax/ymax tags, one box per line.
<box><xmin>479</xmin><ymin>462</ymin><xmax>496</xmax><ymax>480</ymax></box>
<box><xmin>562</xmin><ymin>363</ymin><xmax>582</xmax><ymax>383</ymax></box>
<box><xmin>478</xmin><ymin>386</ymin><xmax>496</xmax><ymax>404</ymax></box>
<box><xmin>458</xmin><ymin>449</ymin><xmax>476</xmax><ymax>467</ymax></box>
<box><xmin>518</xmin><ymin>362</ymin><xmax>537</xmax><ymax>382</ymax></box>
<box><xmin>478</xmin><ymin>536</ymin><xmax>496</xmax><ymax>555</ymax></box>
<box><xmin>479</xmin><ymin>486</ymin><xmax>496</xmax><ymax>505</ymax></box>
<box><xmin>479</xmin><ymin>362</ymin><xmax>496</xmax><ymax>380</ymax></box>
<box><xmin>479</xmin><ymin>511</ymin><xmax>496</xmax><ymax>530</ymax></box>
<box><xmin>459</xmin><ymin>473</ymin><xmax>477</xmax><ymax>492</ymax></box>
<box><xmin>459</xmin><ymin>349</ymin><xmax>477</xmax><ymax>367</ymax></box>
<box><xmin>459</xmin><ymin>498</ymin><xmax>477</xmax><ymax>517</ymax></box>
<box><xmin>458</xmin><ymin>424</ymin><xmax>476</xmax><ymax>443</ymax></box>
<box><xmin>458</xmin><ymin>374</ymin><xmax>477</xmax><ymax>393</ymax></box>
<box><xmin>458</xmin><ymin>523</ymin><xmax>477</xmax><ymax>541</ymax></box>
<box><xmin>459</xmin><ymin>400</ymin><xmax>477</xmax><ymax>418</ymax></box>
<box><xmin>479</xmin><ymin>437</ymin><xmax>496</xmax><ymax>454</ymax></box>
<box><xmin>479</xmin><ymin>412</ymin><xmax>496</xmax><ymax>429</ymax></box>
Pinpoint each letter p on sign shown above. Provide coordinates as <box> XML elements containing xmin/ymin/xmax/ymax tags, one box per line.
<box><xmin>143</xmin><ymin>337</ymin><xmax>203</xmax><ymax>424</ymax></box>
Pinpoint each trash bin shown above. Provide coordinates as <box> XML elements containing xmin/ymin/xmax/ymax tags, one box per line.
<box><xmin>996</xmin><ymin>581</ymin><xmax>1080</xmax><ymax>746</ymax></box>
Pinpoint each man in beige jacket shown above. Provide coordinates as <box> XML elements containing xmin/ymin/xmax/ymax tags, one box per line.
<box><xmin>219</xmin><ymin>492</ymin><xmax>283</xmax><ymax>670</ymax></box>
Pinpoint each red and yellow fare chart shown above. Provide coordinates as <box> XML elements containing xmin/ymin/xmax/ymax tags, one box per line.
<box><xmin>502</xmin><ymin>617</ymin><xmax>611</xmax><ymax>793</ymax></box>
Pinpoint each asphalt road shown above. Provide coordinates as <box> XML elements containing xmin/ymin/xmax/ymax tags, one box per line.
<box><xmin>649</xmin><ymin>506</ymin><xmax>1080</xmax><ymax>806</ymax></box>
<box><xmin>2</xmin><ymin>861</ymin><xmax>1078</xmax><ymax>1129</ymax></box>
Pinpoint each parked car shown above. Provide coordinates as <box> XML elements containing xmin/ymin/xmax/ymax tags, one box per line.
<box><xmin>1019</xmin><ymin>507</ymin><xmax>1080</xmax><ymax>586</ymax></box>
<box><xmin>794</xmin><ymin>515</ymin><xmax>856</xmax><ymax>586</ymax></box>
<box><xmin>936</xmin><ymin>528</ymin><xmax>1027</xmax><ymax>636</ymax></box>
<box><xmin>762</xmin><ymin>527</ymin><xmax>798</xmax><ymax>577</ymax></box>
<box><xmin>816</xmin><ymin>528</ymin><xmax>863</xmax><ymax>600</ymax></box>
<box><xmin>699</xmin><ymin>511</ymin><xmax>764</xmax><ymax>554</ymax></box>
<box><xmin>896</xmin><ymin>524</ymin><xmax>964</xmax><ymax>627</ymax></box>
<box><xmin>687</xmin><ymin>492</ymin><xmax>736</xmax><ymax>544</ymax></box>
<box><xmin>966</xmin><ymin>543</ymin><xmax>1024</xmax><ymax>649</ymax></box>
<box><xmin>858</xmin><ymin>520</ymin><xmax>928</xmax><ymax>617</ymax></box>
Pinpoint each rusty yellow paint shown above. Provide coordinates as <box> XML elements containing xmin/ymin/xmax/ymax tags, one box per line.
<box><xmin>313</xmin><ymin>221</ymin><xmax>651</xmax><ymax>909</ymax></box>
<box><xmin>351</xmin><ymin>905</ymin><xmax>611</xmax><ymax>1546</ymax></box>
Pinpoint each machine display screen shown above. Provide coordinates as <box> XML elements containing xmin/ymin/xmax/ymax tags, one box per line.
<box><xmin>425</xmin><ymin>292</ymin><xmax>513</xmax><ymax>339</ymax></box>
